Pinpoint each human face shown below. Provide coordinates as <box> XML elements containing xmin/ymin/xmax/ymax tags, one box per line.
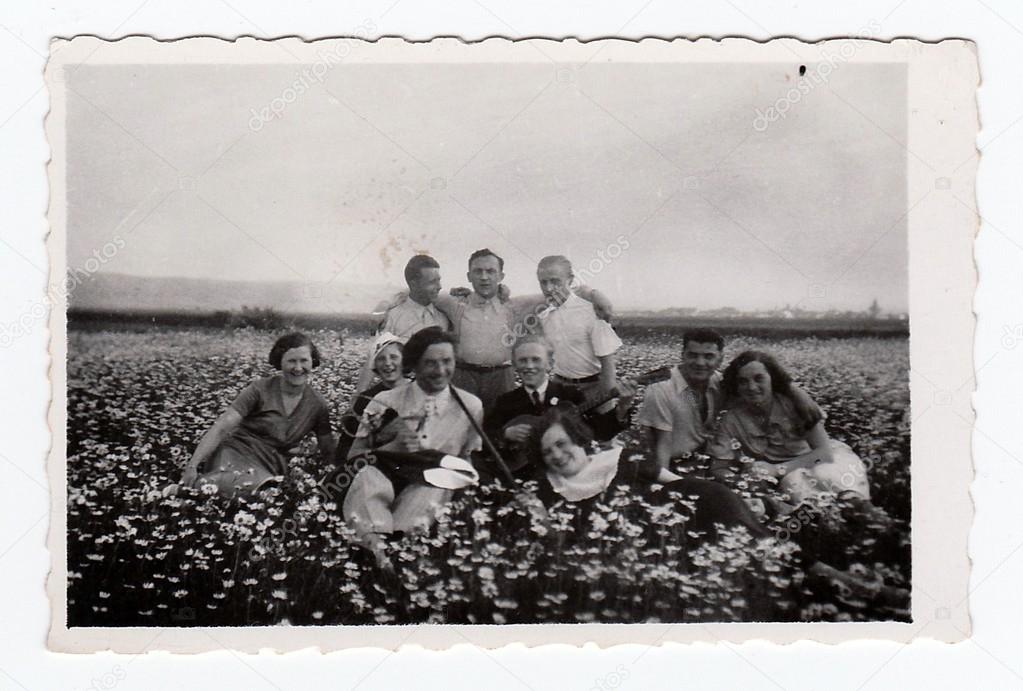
<box><xmin>680</xmin><ymin>341</ymin><xmax>723</xmax><ymax>386</ymax></box>
<box><xmin>540</xmin><ymin>423</ymin><xmax>590</xmax><ymax>478</ymax></box>
<box><xmin>415</xmin><ymin>342</ymin><xmax>456</xmax><ymax>394</ymax></box>
<box><xmin>467</xmin><ymin>255</ymin><xmax>504</xmax><ymax>300</ymax></box>
<box><xmin>280</xmin><ymin>345</ymin><xmax>313</xmax><ymax>389</ymax></box>
<box><xmin>372</xmin><ymin>342</ymin><xmax>403</xmax><ymax>387</ymax></box>
<box><xmin>513</xmin><ymin>342</ymin><xmax>551</xmax><ymax>389</ymax></box>
<box><xmin>537</xmin><ymin>264</ymin><xmax>572</xmax><ymax>305</ymax></box>
<box><xmin>410</xmin><ymin>267</ymin><xmax>442</xmax><ymax>305</ymax></box>
<box><xmin>736</xmin><ymin>360</ymin><xmax>773</xmax><ymax>409</ymax></box>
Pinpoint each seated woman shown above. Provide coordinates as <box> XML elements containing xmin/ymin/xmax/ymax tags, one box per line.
<box><xmin>178</xmin><ymin>332</ymin><xmax>334</xmax><ymax>496</ymax></box>
<box><xmin>525</xmin><ymin>406</ymin><xmax>767</xmax><ymax>543</ymax></box>
<box><xmin>334</xmin><ymin>332</ymin><xmax>407</xmax><ymax>463</ymax></box>
<box><xmin>707</xmin><ymin>350</ymin><xmax>871</xmax><ymax>508</ymax></box>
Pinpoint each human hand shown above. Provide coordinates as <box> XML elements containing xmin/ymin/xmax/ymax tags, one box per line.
<box><xmin>504</xmin><ymin>424</ymin><xmax>533</xmax><ymax>445</ymax></box>
<box><xmin>515</xmin><ymin>491</ymin><xmax>549</xmax><ymax>524</ymax></box>
<box><xmin>180</xmin><ymin>463</ymin><xmax>200</xmax><ymax>488</ymax></box>
<box><xmin>395</xmin><ymin>421</ymin><xmax>422</xmax><ymax>453</ymax></box>
<box><xmin>616</xmin><ymin>378</ymin><xmax>636</xmax><ymax>402</ymax></box>
<box><xmin>497</xmin><ymin>283</ymin><xmax>510</xmax><ymax>302</ymax></box>
<box><xmin>449</xmin><ymin>286</ymin><xmax>471</xmax><ymax>298</ymax></box>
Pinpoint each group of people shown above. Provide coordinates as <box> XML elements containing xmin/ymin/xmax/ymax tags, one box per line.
<box><xmin>177</xmin><ymin>248</ymin><xmax>879</xmax><ymax>593</ymax></box>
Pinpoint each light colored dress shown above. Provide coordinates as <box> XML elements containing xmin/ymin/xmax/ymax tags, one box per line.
<box><xmin>707</xmin><ymin>393</ymin><xmax>870</xmax><ymax>502</ymax></box>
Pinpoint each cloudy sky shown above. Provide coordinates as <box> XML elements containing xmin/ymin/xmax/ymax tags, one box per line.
<box><xmin>67</xmin><ymin>58</ymin><xmax>907</xmax><ymax>312</ymax></box>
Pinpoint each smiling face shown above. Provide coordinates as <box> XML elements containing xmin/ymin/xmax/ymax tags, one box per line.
<box><xmin>537</xmin><ymin>263</ymin><xmax>572</xmax><ymax>306</ymax></box>
<box><xmin>280</xmin><ymin>345</ymin><xmax>313</xmax><ymax>388</ymax></box>
<box><xmin>736</xmin><ymin>360</ymin><xmax>773</xmax><ymax>409</ymax></box>
<box><xmin>467</xmin><ymin>255</ymin><xmax>504</xmax><ymax>300</ymax></box>
<box><xmin>372</xmin><ymin>342</ymin><xmax>403</xmax><ymax>387</ymax></box>
<box><xmin>540</xmin><ymin>423</ymin><xmax>590</xmax><ymax>478</ymax></box>
<box><xmin>513</xmin><ymin>341</ymin><xmax>552</xmax><ymax>389</ymax></box>
<box><xmin>680</xmin><ymin>341</ymin><xmax>724</xmax><ymax>386</ymax></box>
<box><xmin>410</xmin><ymin>266</ymin><xmax>442</xmax><ymax>305</ymax></box>
<box><xmin>415</xmin><ymin>342</ymin><xmax>456</xmax><ymax>394</ymax></box>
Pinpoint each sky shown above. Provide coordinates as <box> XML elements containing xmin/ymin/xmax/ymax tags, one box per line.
<box><xmin>66</xmin><ymin>59</ymin><xmax>907</xmax><ymax>312</ymax></box>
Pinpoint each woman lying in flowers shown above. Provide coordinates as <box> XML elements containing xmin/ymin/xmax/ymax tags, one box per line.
<box><xmin>177</xmin><ymin>332</ymin><xmax>335</xmax><ymax>495</ymax></box>
<box><xmin>529</xmin><ymin>405</ymin><xmax>904</xmax><ymax>604</ymax></box>
<box><xmin>707</xmin><ymin>349</ymin><xmax>872</xmax><ymax>510</ymax></box>
<box><xmin>524</xmin><ymin>406</ymin><xmax>767</xmax><ymax>542</ymax></box>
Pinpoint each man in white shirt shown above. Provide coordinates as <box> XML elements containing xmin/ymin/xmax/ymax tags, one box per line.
<box><xmin>535</xmin><ymin>255</ymin><xmax>623</xmax><ymax>404</ymax></box>
<box><xmin>445</xmin><ymin>249</ymin><xmax>518</xmax><ymax>410</ymax></box>
<box><xmin>639</xmin><ymin>329</ymin><xmax>726</xmax><ymax>468</ymax></box>
<box><xmin>344</xmin><ymin>327</ymin><xmax>483</xmax><ymax>549</ymax></box>
<box><xmin>356</xmin><ymin>254</ymin><xmax>451</xmax><ymax>391</ymax></box>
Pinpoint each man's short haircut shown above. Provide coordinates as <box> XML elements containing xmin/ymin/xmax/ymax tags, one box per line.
<box><xmin>537</xmin><ymin>255</ymin><xmax>573</xmax><ymax>276</ymax></box>
<box><xmin>682</xmin><ymin>328</ymin><xmax>725</xmax><ymax>352</ymax></box>
<box><xmin>468</xmin><ymin>248</ymin><xmax>504</xmax><ymax>272</ymax></box>
<box><xmin>268</xmin><ymin>332</ymin><xmax>321</xmax><ymax>369</ymax></box>
<box><xmin>401</xmin><ymin>326</ymin><xmax>458</xmax><ymax>374</ymax></box>
<box><xmin>512</xmin><ymin>334</ymin><xmax>554</xmax><ymax>359</ymax></box>
<box><xmin>404</xmin><ymin>254</ymin><xmax>440</xmax><ymax>286</ymax></box>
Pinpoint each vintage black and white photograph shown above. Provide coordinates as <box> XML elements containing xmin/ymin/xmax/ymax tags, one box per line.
<box><xmin>46</xmin><ymin>37</ymin><xmax>975</xmax><ymax>648</ymax></box>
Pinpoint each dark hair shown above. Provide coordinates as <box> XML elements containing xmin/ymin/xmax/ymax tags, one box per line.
<box><xmin>401</xmin><ymin>326</ymin><xmax>457</xmax><ymax>374</ymax></box>
<box><xmin>682</xmin><ymin>328</ymin><xmax>724</xmax><ymax>352</ymax></box>
<box><xmin>268</xmin><ymin>332</ymin><xmax>321</xmax><ymax>370</ymax></box>
<box><xmin>527</xmin><ymin>405</ymin><xmax>594</xmax><ymax>466</ymax></box>
<box><xmin>721</xmin><ymin>350</ymin><xmax>793</xmax><ymax>400</ymax></box>
<box><xmin>404</xmin><ymin>254</ymin><xmax>440</xmax><ymax>286</ymax></box>
<box><xmin>468</xmin><ymin>248</ymin><xmax>504</xmax><ymax>272</ymax></box>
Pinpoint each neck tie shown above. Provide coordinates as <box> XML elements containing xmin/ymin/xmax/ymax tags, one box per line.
<box><xmin>696</xmin><ymin>390</ymin><xmax>709</xmax><ymax>424</ymax></box>
<box><xmin>531</xmin><ymin>390</ymin><xmax>543</xmax><ymax>412</ymax></box>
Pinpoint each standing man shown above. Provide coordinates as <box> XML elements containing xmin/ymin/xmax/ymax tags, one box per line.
<box><xmin>356</xmin><ymin>254</ymin><xmax>451</xmax><ymax>391</ymax></box>
<box><xmin>444</xmin><ymin>249</ymin><xmax>518</xmax><ymax>411</ymax></box>
<box><xmin>535</xmin><ymin>255</ymin><xmax>622</xmax><ymax>405</ymax></box>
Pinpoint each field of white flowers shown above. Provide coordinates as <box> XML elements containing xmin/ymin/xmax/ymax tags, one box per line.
<box><xmin>66</xmin><ymin>327</ymin><xmax>910</xmax><ymax>626</ymax></box>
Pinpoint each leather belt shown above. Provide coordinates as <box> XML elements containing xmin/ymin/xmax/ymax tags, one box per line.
<box><xmin>459</xmin><ymin>361</ymin><xmax>512</xmax><ymax>373</ymax></box>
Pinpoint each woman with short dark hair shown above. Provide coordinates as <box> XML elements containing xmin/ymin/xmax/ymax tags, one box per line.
<box><xmin>178</xmin><ymin>332</ymin><xmax>334</xmax><ymax>495</ymax></box>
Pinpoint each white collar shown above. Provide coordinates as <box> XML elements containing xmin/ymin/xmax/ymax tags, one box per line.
<box><xmin>523</xmin><ymin>377</ymin><xmax>550</xmax><ymax>400</ymax></box>
<box><xmin>547</xmin><ymin>447</ymin><xmax>623</xmax><ymax>502</ymax></box>
<box><xmin>413</xmin><ymin>382</ymin><xmax>452</xmax><ymax>413</ymax></box>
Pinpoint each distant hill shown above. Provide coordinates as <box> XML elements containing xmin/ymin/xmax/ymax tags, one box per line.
<box><xmin>69</xmin><ymin>272</ymin><xmax>401</xmax><ymax>315</ymax></box>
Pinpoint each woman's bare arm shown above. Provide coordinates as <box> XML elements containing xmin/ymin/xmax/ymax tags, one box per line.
<box><xmin>182</xmin><ymin>408</ymin><xmax>243</xmax><ymax>484</ymax></box>
<box><xmin>802</xmin><ymin>422</ymin><xmax>835</xmax><ymax>464</ymax></box>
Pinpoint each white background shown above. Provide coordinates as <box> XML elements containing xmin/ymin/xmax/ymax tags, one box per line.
<box><xmin>1</xmin><ymin>1</ymin><xmax>1019</xmax><ymax>689</ymax></box>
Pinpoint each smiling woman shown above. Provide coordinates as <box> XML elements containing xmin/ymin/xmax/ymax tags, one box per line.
<box><xmin>176</xmin><ymin>332</ymin><xmax>335</xmax><ymax>496</ymax></box>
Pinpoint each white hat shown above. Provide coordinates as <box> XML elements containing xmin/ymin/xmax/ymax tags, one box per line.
<box><xmin>370</xmin><ymin>332</ymin><xmax>405</xmax><ymax>362</ymax></box>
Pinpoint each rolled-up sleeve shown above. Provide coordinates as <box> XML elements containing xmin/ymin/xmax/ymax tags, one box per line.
<box><xmin>637</xmin><ymin>383</ymin><xmax>673</xmax><ymax>431</ymax></box>
<box><xmin>590</xmin><ymin>320</ymin><xmax>622</xmax><ymax>358</ymax></box>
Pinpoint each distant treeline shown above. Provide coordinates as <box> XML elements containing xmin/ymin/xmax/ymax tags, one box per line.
<box><xmin>612</xmin><ymin>315</ymin><xmax>908</xmax><ymax>339</ymax></box>
<box><xmin>68</xmin><ymin>308</ymin><xmax>908</xmax><ymax>339</ymax></box>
